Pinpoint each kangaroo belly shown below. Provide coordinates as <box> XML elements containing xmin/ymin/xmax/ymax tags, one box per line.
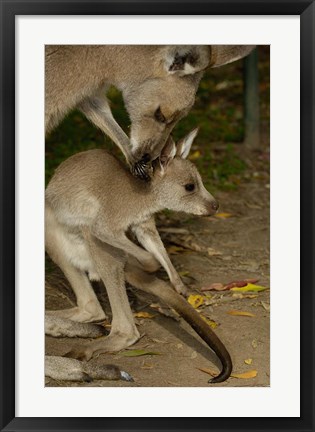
<box><xmin>45</xmin><ymin>203</ymin><xmax>100</xmax><ymax>281</ymax></box>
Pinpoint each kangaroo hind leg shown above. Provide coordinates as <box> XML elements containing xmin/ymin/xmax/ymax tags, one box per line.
<box><xmin>45</xmin><ymin>204</ymin><xmax>106</xmax><ymax>323</ymax></box>
<box><xmin>66</xmin><ymin>232</ymin><xmax>140</xmax><ymax>361</ymax></box>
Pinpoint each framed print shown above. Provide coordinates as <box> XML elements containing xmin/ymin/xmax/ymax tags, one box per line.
<box><xmin>0</xmin><ymin>1</ymin><xmax>314</xmax><ymax>431</ymax></box>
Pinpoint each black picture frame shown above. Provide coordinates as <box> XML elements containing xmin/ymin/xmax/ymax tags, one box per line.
<box><xmin>0</xmin><ymin>1</ymin><xmax>314</xmax><ymax>431</ymax></box>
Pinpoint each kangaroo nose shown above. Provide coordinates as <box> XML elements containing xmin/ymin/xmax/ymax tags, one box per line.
<box><xmin>212</xmin><ymin>200</ymin><xmax>219</xmax><ymax>212</ymax></box>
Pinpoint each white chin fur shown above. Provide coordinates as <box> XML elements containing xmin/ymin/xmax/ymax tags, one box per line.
<box><xmin>130</xmin><ymin>137</ymin><xmax>139</xmax><ymax>151</ymax></box>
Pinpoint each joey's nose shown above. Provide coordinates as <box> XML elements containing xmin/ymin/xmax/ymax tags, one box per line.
<box><xmin>212</xmin><ymin>200</ymin><xmax>219</xmax><ymax>212</ymax></box>
<box><xmin>206</xmin><ymin>200</ymin><xmax>219</xmax><ymax>215</ymax></box>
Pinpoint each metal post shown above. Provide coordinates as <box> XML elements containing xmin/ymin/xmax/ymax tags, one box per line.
<box><xmin>244</xmin><ymin>48</ymin><xmax>260</xmax><ymax>148</ymax></box>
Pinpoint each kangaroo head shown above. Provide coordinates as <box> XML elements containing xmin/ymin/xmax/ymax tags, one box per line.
<box><xmin>152</xmin><ymin>128</ymin><xmax>219</xmax><ymax>216</ymax></box>
<box><xmin>123</xmin><ymin>46</ymin><xmax>210</xmax><ymax>165</ymax></box>
<box><xmin>123</xmin><ymin>45</ymin><xmax>255</xmax><ymax>170</ymax></box>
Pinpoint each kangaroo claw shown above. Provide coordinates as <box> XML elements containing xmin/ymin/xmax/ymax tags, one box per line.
<box><xmin>120</xmin><ymin>370</ymin><xmax>134</xmax><ymax>382</ymax></box>
<box><xmin>132</xmin><ymin>158</ymin><xmax>153</xmax><ymax>181</ymax></box>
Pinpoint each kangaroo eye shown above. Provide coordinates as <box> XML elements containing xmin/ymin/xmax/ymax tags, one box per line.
<box><xmin>185</xmin><ymin>183</ymin><xmax>195</xmax><ymax>192</ymax></box>
<box><xmin>154</xmin><ymin>107</ymin><xmax>167</xmax><ymax>123</ymax></box>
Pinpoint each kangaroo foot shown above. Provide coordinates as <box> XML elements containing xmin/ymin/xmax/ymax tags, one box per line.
<box><xmin>65</xmin><ymin>328</ymin><xmax>140</xmax><ymax>361</ymax></box>
<box><xmin>46</xmin><ymin>303</ymin><xmax>107</xmax><ymax>323</ymax></box>
<box><xmin>45</xmin><ymin>356</ymin><xmax>133</xmax><ymax>382</ymax></box>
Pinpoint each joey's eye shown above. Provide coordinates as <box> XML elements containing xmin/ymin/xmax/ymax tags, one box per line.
<box><xmin>154</xmin><ymin>107</ymin><xmax>166</xmax><ymax>123</ymax></box>
<box><xmin>185</xmin><ymin>183</ymin><xmax>195</xmax><ymax>192</ymax></box>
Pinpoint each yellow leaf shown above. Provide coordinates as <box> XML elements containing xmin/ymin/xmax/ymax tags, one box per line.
<box><xmin>201</xmin><ymin>315</ymin><xmax>218</xmax><ymax>329</ymax></box>
<box><xmin>134</xmin><ymin>311</ymin><xmax>155</xmax><ymax>319</ymax></box>
<box><xmin>166</xmin><ymin>245</ymin><xmax>185</xmax><ymax>255</ymax></box>
<box><xmin>227</xmin><ymin>310</ymin><xmax>255</xmax><ymax>317</ymax></box>
<box><xmin>197</xmin><ymin>367</ymin><xmax>218</xmax><ymax>377</ymax></box>
<box><xmin>141</xmin><ymin>362</ymin><xmax>154</xmax><ymax>369</ymax></box>
<box><xmin>244</xmin><ymin>358</ymin><xmax>253</xmax><ymax>365</ymax></box>
<box><xmin>188</xmin><ymin>150</ymin><xmax>201</xmax><ymax>160</ymax></box>
<box><xmin>261</xmin><ymin>301</ymin><xmax>270</xmax><ymax>311</ymax></box>
<box><xmin>190</xmin><ymin>351</ymin><xmax>198</xmax><ymax>359</ymax></box>
<box><xmin>187</xmin><ymin>294</ymin><xmax>204</xmax><ymax>309</ymax></box>
<box><xmin>231</xmin><ymin>370</ymin><xmax>257</xmax><ymax>379</ymax></box>
<box><xmin>215</xmin><ymin>212</ymin><xmax>233</xmax><ymax>219</ymax></box>
<box><xmin>231</xmin><ymin>283</ymin><xmax>268</xmax><ymax>293</ymax></box>
<box><xmin>178</xmin><ymin>271</ymin><xmax>190</xmax><ymax>277</ymax></box>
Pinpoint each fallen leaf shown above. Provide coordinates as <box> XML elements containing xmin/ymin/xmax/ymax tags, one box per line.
<box><xmin>201</xmin><ymin>315</ymin><xmax>218</xmax><ymax>329</ymax></box>
<box><xmin>224</xmin><ymin>280</ymin><xmax>248</xmax><ymax>289</ymax></box>
<box><xmin>245</xmin><ymin>202</ymin><xmax>262</xmax><ymax>209</ymax></box>
<box><xmin>134</xmin><ymin>312</ymin><xmax>155</xmax><ymax>319</ymax></box>
<box><xmin>201</xmin><ymin>278</ymin><xmax>260</xmax><ymax>292</ymax></box>
<box><xmin>251</xmin><ymin>339</ymin><xmax>258</xmax><ymax>349</ymax></box>
<box><xmin>244</xmin><ymin>358</ymin><xmax>253</xmax><ymax>365</ymax></box>
<box><xmin>227</xmin><ymin>310</ymin><xmax>255</xmax><ymax>317</ymax></box>
<box><xmin>231</xmin><ymin>293</ymin><xmax>244</xmax><ymax>299</ymax></box>
<box><xmin>166</xmin><ymin>245</ymin><xmax>186</xmax><ymax>255</ymax></box>
<box><xmin>187</xmin><ymin>294</ymin><xmax>204</xmax><ymax>309</ymax></box>
<box><xmin>150</xmin><ymin>338</ymin><xmax>169</xmax><ymax>344</ymax></box>
<box><xmin>231</xmin><ymin>370</ymin><xmax>257</xmax><ymax>379</ymax></box>
<box><xmin>167</xmin><ymin>380</ymin><xmax>180</xmax><ymax>386</ymax></box>
<box><xmin>207</xmin><ymin>247</ymin><xmax>223</xmax><ymax>256</ymax></box>
<box><xmin>215</xmin><ymin>212</ymin><xmax>233</xmax><ymax>219</ymax></box>
<box><xmin>245</xmin><ymin>278</ymin><xmax>260</xmax><ymax>284</ymax></box>
<box><xmin>121</xmin><ymin>350</ymin><xmax>161</xmax><ymax>357</ymax></box>
<box><xmin>150</xmin><ymin>303</ymin><xmax>180</xmax><ymax>320</ymax></box>
<box><xmin>197</xmin><ymin>366</ymin><xmax>218</xmax><ymax>377</ymax></box>
<box><xmin>231</xmin><ymin>283</ymin><xmax>268</xmax><ymax>293</ymax></box>
<box><xmin>141</xmin><ymin>362</ymin><xmax>154</xmax><ymax>369</ymax></box>
<box><xmin>190</xmin><ymin>351</ymin><xmax>198</xmax><ymax>359</ymax></box>
<box><xmin>189</xmin><ymin>150</ymin><xmax>201</xmax><ymax>161</ymax></box>
<box><xmin>261</xmin><ymin>301</ymin><xmax>270</xmax><ymax>311</ymax></box>
<box><xmin>201</xmin><ymin>283</ymin><xmax>226</xmax><ymax>291</ymax></box>
<box><xmin>178</xmin><ymin>271</ymin><xmax>190</xmax><ymax>277</ymax></box>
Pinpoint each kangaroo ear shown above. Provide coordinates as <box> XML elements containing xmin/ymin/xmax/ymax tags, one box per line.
<box><xmin>164</xmin><ymin>46</ymin><xmax>210</xmax><ymax>76</ymax></box>
<box><xmin>158</xmin><ymin>136</ymin><xmax>177</xmax><ymax>175</ymax></box>
<box><xmin>209</xmin><ymin>45</ymin><xmax>255</xmax><ymax>68</ymax></box>
<box><xmin>176</xmin><ymin>128</ymin><xmax>199</xmax><ymax>159</ymax></box>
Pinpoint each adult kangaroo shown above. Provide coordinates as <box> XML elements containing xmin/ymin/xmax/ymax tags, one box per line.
<box><xmin>45</xmin><ymin>45</ymin><xmax>254</xmax><ymax>178</ymax></box>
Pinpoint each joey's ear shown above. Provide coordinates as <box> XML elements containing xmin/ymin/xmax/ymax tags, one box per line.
<box><xmin>158</xmin><ymin>136</ymin><xmax>177</xmax><ymax>175</ymax></box>
<box><xmin>176</xmin><ymin>128</ymin><xmax>199</xmax><ymax>159</ymax></box>
<box><xmin>209</xmin><ymin>45</ymin><xmax>256</xmax><ymax>68</ymax></box>
<box><xmin>164</xmin><ymin>46</ymin><xmax>210</xmax><ymax>76</ymax></box>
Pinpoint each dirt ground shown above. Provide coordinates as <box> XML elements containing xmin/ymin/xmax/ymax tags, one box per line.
<box><xmin>45</xmin><ymin>146</ymin><xmax>270</xmax><ymax>388</ymax></box>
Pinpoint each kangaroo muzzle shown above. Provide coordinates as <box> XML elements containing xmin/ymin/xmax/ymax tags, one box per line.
<box><xmin>206</xmin><ymin>199</ymin><xmax>219</xmax><ymax>216</ymax></box>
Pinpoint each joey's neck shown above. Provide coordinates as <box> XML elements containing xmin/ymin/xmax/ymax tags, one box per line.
<box><xmin>127</xmin><ymin>178</ymin><xmax>164</xmax><ymax>222</ymax></box>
